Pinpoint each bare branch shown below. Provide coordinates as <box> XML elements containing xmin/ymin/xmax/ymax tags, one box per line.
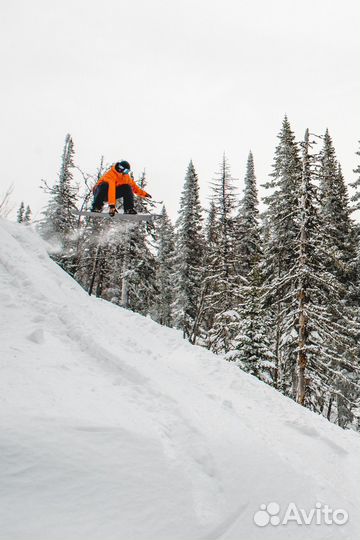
<box><xmin>0</xmin><ymin>183</ymin><xmax>15</xmax><ymax>218</ymax></box>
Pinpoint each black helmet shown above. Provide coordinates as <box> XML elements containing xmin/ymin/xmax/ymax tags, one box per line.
<box><xmin>115</xmin><ymin>160</ymin><xmax>131</xmax><ymax>173</ymax></box>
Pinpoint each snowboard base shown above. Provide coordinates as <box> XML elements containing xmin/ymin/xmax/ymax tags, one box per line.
<box><xmin>73</xmin><ymin>210</ymin><xmax>161</xmax><ymax>222</ymax></box>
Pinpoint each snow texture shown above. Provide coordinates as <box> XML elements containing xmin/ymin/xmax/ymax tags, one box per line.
<box><xmin>0</xmin><ymin>218</ymin><xmax>359</xmax><ymax>540</ymax></box>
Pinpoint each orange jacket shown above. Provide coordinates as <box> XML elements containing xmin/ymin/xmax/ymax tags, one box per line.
<box><xmin>93</xmin><ymin>165</ymin><xmax>149</xmax><ymax>207</ymax></box>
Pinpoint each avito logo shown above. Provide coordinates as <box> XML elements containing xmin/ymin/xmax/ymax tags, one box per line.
<box><xmin>253</xmin><ymin>501</ymin><xmax>348</xmax><ymax>527</ymax></box>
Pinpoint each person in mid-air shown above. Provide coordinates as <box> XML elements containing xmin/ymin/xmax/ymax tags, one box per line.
<box><xmin>91</xmin><ymin>160</ymin><xmax>151</xmax><ymax>216</ymax></box>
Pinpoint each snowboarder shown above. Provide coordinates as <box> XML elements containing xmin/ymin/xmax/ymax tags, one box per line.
<box><xmin>91</xmin><ymin>160</ymin><xmax>151</xmax><ymax>216</ymax></box>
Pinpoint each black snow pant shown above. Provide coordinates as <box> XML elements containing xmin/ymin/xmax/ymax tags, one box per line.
<box><xmin>91</xmin><ymin>183</ymin><xmax>134</xmax><ymax>212</ymax></box>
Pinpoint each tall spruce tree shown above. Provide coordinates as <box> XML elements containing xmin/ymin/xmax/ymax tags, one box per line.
<box><xmin>350</xmin><ymin>141</ymin><xmax>360</xmax><ymax>303</ymax></box>
<box><xmin>292</xmin><ymin>129</ymin><xmax>346</xmax><ymax>408</ymax></box>
<box><xmin>234</xmin><ymin>151</ymin><xmax>262</xmax><ymax>278</ymax></box>
<box><xmin>262</xmin><ymin>127</ymin><xmax>360</xmax><ymax>427</ymax></box>
<box><xmin>74</xmin><ymin>158</ymin><xmax>108</xmax><ymax>294</ymax></box>
<box><xmin>319</xmin><ymin>130</ymin><xmax>357</xmax><ymax>289</ymax></box>
<box><xmin>207</xmin><ymin>154</ymin><xmax>238</xmax><ymax>353</ymax></box>
<box><xmin>200</xmin><ymin>201</ymin><xmax>218</xmax><ymax>348</ymax></box>
<box><xmin>173</xmin><ymin>160</ymin><xmax>204</xmax><ymax>343</ymax></box>
<box><xmin>122</xmin><ymin>172</ymin><xmax>157</xmax><ymax>314</ymax></box>
<box><xmin>226</xmin><ymin>152</ymin><xmax>274</xmax><ymax>383</ymax></box>
<box><xmin>154</xmin><ymin>206</ymin><xmax>175</xmax><ymax>327</ymax></box>
<box><xmin>316</xmin><ymin>130</ymin><xmax>360</xmax><ymax>426</ymax></box>
<box><xmin>39</xmin><ymin>134</ymin><xmax>79</xmax><ymax>275</ymax></box>
<box><xmin>261</xmin><ymin>116</ymin><xmax>302</xmax><ymax>393</ymax></box>
<box><xmin>350</xmin><ymin>140</ymin><xmax>360</xmax><ymax>211</ymax></box>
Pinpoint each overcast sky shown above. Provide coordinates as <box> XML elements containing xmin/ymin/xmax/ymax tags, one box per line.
<box><xmin>1</xmin><ymin>0</ymin><xmax>359</xmax><ymax>220</ymax></box>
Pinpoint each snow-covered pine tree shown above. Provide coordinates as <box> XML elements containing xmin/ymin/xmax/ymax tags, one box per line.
<box><xmin>263</xmin><ymin>128</ymin><xmax>360</xmax><ymax>427</ymax></box>
<box><xmin>350</xmin><ymin>141</ymin><xmax>360</xmax><ymax>305</ymax></box>
<box><xmin>117</xmin><ymin>171</ymin><xmax>157</xmax><ymax>315</ymax></box>
<box><xmin>17</xmin><ymin>203</ymin><xmax>32</xmax><ymax>225</ymax></box>
<box><xmin>261</xmin><ymin>116</ymin><xmax>302</xmax><ymax>393</ymax></box>
<box><xmin>225</xmin><ymin>263</ymin><xmax>275</xmax><ymax>384</ymax></box>
<box><xmin>24</xmin><ymin>205</ymin><xmax>32</xmax><ymax>224</ymax></box>
<box><xmin>350</xmin><ymin>140</ymin><xmax>360</xmax><ymax>211</ymax></box>
<box><xmin>200</xmin><ymin>201</ymin><xmax>218</xmax><ymax>347</ymax></box>
<box><xmin>234</xmin><ymin>151</ymin><xmax>262</xmax><ymax>278</ymax></box>
<box><xmin>173</xmin><ymin>160</ymin><xmax>205</xmax><ymax>343</ymax></box>
<box><xmin>292</xmin><ymin>128</ymin><xmax>343</xmax><ymax>408</ymax></box>
<box><xmin>225</xmin><ymin>152</ymin><xmax>274</xmax><ymax>383</ymax></box>
<box><xmin>207</xmin><ymin>154</ymin><xmax>239</xmax><ymax>353</ymax></box>
<box><xmin>39</xmin><ymin>134</ymin><xmax>79</xmax><ymax>275</ymax></box>
<box><xmin>319</xmin><ymin>130</ymin><xmax>358</xmax><ymax>289</ymax></box>
<box><xmin>97</xmin><ymin>227</ymin><xmax>126</xmax><ymax>302</ymax></box>
<box><xmin>17</xmin><ymin>202</ymin><xmax>25</xmax><ymax>223</ymax></box>
<box><xmin>154</xmin><ymin>206</ymin><xmax>175</xmax><ymax>327</ymax></box>
<box><xmin>296</xmin><ymin>129</ymin><xmax>315</xmax><ymax>405</ymax></box>
<box><xmin>336</xmin><ymin>164</ymin><xmax>359</xmax><ymax>305</ymax></box>
<box><xmin>74</xmin><ymin>158</ymin><xmax>108</xmax><ymax>294</ymax></box>
<box><xmin>316</xmin><ymin>130</ymin><xmax>360</xmax><ymax>427</ymax></box>
<box><xmin>206</xmin><ymin>200</ymin><xmax>217</xmax><ymax>246</ymax></box>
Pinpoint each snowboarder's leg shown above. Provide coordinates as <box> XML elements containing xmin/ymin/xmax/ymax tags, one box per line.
<box><xmin>91</xmin><ymin>183</ymin><xmax>108</xmax><ymax>212</ymax></box>
<box><xmin>115</xmin><ymin>184</ymin><xmax>136</xmax><ymax>213</ymax></box>
<box><xmin>91</xmin><ymin>183</ymin><xmax>136</xmax><ymax>213</ymax></box>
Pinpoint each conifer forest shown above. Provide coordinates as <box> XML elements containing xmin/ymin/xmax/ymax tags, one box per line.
<box><xmin>35</xmin><ymin>117</ymin><xmax>360</xmax><ymax>431</ymax></box>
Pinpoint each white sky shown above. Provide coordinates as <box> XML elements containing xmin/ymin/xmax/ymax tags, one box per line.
<box><xmin>1</xmin><ymin>0</ymin><xmax>359</xmax><ymax>220</ymax></box>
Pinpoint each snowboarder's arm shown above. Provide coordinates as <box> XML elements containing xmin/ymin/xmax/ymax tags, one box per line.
<box><xmin>127</xmin><ymin>175</ymin><xmax>150</xmax><ymax>198</ymax></box>
<box><xmin>107</xmin><ymin>177</ymin><xmax>117</xmax><ymax>206</ymax></box>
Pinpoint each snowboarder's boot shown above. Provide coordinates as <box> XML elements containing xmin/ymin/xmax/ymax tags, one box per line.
<box><xmin>124</xmin><ymin>208</ymin><xmax>137</xmax><ymax>215</ymax></box>
<box><xmin>90</xmin><ymin>205</ymin><xmax>103</xmax><ymax>213</ymax></box>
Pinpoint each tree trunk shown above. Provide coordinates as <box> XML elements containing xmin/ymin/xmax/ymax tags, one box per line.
<box><xmin>296</xmin><ymin>143</ymin><xmax>309</xmax><ymax>406</ymax></box>
<box><xmin>121</xmin><ymin>226</ymin><xmax>130</xmax><ymax>308</ymax></box>
<box><xmin>88</xmin><ymin>245</ymin><xmax>101</xmax><ymax>296</ymax></box>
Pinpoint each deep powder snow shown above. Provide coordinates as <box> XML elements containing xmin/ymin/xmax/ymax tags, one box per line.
<box><xmin>0</xmin><ymin>218</ymin><xmax>359</xmax><ymax>540</ymax></box>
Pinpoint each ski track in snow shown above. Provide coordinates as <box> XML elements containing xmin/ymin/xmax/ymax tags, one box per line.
<box><xmin>1</xmin><ymin>218</ymin><xmax>360</xmax><ymax>540</ymax></box>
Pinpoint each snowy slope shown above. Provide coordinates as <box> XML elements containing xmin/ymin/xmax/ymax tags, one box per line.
<box><xmin>0</xmin><ymin>218</ymin><xmax>359</xmax><ymax>540</ymax></box>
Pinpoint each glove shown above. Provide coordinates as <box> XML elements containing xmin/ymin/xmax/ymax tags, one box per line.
<box><xmin>109</xmin><ymin>205</ymin><xmax>117</xmax><ymax>217</ymax></box>
<box><xmin>145</xmin><ymin>193</ymin><xmax>152</xmax><ymax>199</ymax></box>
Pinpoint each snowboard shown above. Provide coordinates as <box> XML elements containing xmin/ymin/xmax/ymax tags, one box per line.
<box><xmin>73</xmin><ymin>210</ymin><xmax>161</xmax><ymax>222</ymax></box>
